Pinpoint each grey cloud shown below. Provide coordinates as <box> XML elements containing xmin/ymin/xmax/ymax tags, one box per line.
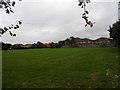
<box><xmin>1</xmin><ymin>1</ymin><xmax>118</xmax><ymax>44</ymax></box>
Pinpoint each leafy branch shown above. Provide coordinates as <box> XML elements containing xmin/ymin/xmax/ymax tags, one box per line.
<box><xmin>0</xmin><ymin>0</ymin><xmax>16</xmax><ymax>14</ymax></box>
<box><xmin>0</xmin><ymin>0</ymin><xmax>22</xmax><ymax>37</ymax></box>
<box><xmin>0</xmin><ymin>20</ymin><xmax>22</xmax><ymax>36</ymax></box>
<box><xmin>78</xmin><ymin>0</ymin><xmax>95</xmax><ymax>27</ymax></box>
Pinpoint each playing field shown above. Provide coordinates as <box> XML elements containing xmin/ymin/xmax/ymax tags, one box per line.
<box><xmin>2</xmin><ymin>47</ymin><xmax>118</xmax><ymax>88</ymax></box>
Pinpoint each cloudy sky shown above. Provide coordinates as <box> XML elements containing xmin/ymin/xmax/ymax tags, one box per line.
<box><xmin>0</xmin><ymin>0</ymin><xmax>119</xmax><ymax>44</ymax></box>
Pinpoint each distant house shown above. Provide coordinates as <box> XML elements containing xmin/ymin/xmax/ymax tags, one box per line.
<box><xmin>78</xmin><ymin>38</ymin><xmax>93</xmax><ymax>45</ymax></box>
<box><xmin>94</xmin><ymin>37</ymin><xmax>111</xmax><ymax>44</ymax></box>
<box><xmin>63</xmin><ymin>37</ymin><xmax>112</xmax><ymax>47</ymax></box>
<box><xmin>7</xmin><ymin>37</ymin><xmax>113</xmax><ymax>50</ymax></box>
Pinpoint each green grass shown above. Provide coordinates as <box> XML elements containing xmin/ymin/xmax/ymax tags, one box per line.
<box><xmin>2</xmin><ymin>47</ymin><xmax>118</xmax><ymax>88</ymax></box>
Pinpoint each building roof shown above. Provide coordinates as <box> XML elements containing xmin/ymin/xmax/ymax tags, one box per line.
<box><xmin>95</xmin><ymin>37</ymin><xmax>111</xmax><ymax>41</ymax></box>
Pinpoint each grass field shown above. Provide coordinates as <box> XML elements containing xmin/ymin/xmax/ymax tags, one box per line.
<box><xmin>2</xmin><ymin>47</ymin><xmax>118</xmax><ymax>88</ymax></box>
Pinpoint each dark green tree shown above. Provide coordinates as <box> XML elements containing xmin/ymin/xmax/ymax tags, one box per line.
<box><xmin>108</xmin><ymin>20</ymin><xmax>120</xmax><ymax>47</ymax></box>
<box><xmin>2</xmin><ymin>42</ymin><xmax>12</xmax><ymax>50</ymax></box>
<box><xmin>69</xmin><ymin>36</ymin><xmax>76</xmax><ymax>47</ymax></box>
<box><xmin>58</xmin><ymin>41</ymin><xmax>65</xmax><ymax>47</ymax></box>
<box><xmin>36</xmin><ymin>41</ymin><xmax>44</xmax><ymax>48</ymax></box>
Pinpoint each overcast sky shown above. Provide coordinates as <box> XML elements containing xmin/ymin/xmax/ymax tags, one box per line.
<box><xmin>0</xmin><ymin>0</ymin><xmax>119</xmax><ymax>44</ymax></box>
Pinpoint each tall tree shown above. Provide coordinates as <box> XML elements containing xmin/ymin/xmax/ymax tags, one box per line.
<box><xmin>108</xmin><ymin>20</ymin><xmax>120</xmax><ymax>47</ymax></box>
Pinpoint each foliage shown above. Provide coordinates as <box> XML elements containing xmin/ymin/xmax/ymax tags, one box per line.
<box><xmin>105</xmin><ymin>69</ymin><xmax>119</xmax><ymax>88</ymax></box>
<box><xmin>105</xmin><ymin>63</ymin><xmax>119</xmax><ymax>88</ymax></box>
<box><xmin>108</xmin><ymin>20</ymin><xmax>120</xmax><ymax>47</ymax></box>
<box><xmin>0</xmin><ymin>20</ymin><xmax>22</xmax><ymax>36</ymax></box>
<box><xmin>64</xmin><ymin>37</ymin><xmax>77</xmax><ymax>47</ymax></box>
<box><xmin>107</xmin><ymin>21</ymin><xmax>120</xmax><ymax>88</ymax></box>
<box><xmin>78</xmin><ymin>0</ymin><xmax>95</xmax><ymax>27</ymax></box>
<box><xmin>0</xmin><ymin>0</ymin><xmax>22</xmax><ymax>37</ymax></box>
<box><xmin>0</xmin><ymin>0</ymin><xmax>16</xmax><ymax>14</ymax></box>
<box><xmin>58</xmin><ymin>41</ymin><xmax>65</xmax><ymax>46</ymax></box>
<box><xmin>2</xmin><ymin>42</ymin><xmax>12</xmax><ymax>50</ymax></box>
<box><xmin>35</xmin><ymin>41</ymin><xmax>44</xmax><ymax>48</ymax></box>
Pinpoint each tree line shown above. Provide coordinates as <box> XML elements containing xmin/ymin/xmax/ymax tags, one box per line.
<box><xmin>1</xmin><ymin>41</ymin><xmax>65</xmax><ymax>50</ymax></box>
<box><xmin>0</xmin><ymin>36</ymin><xmax>90</xmax><ymax>50</ymax></box>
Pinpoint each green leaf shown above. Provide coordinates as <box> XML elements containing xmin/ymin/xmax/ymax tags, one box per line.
<box><xmin>10</xmin><ymin>9</ymin><xmax>14</xmax><ymax>13</ymax></box>
<box><xmin>14</xmin><ymin>27</ymin><xmax>17</xmax><ymax>29</ymax></box>
<box><xmin>18</xmin><ymin>21</ymin><xmax>22</xmax><ymax>25</ymax></box>
<box><xmin>4</xmin><ymin>27</ymin><xmax>8</xmax><ymax>31</ymax></box>
<box><xmin>78</xmin><ymin>2</ymin><xmax>83</xmax><ymax>6</ymax></box>
<box><xmin>9</xmin><ymin>26</ymin><xmax>12</xmax><ymax>29</ymax></box>
<box><xmin>16</xmin><ymin>25</ymin><xmax>19</xmax><ymax>28</ymax></box>
<box><xmin>6</xmin><ymin>9</ymin><xmax>10</xmax><ymax>14</ymax></box>
<box><xmin>9</xmin><ymin>31</ymin><xmax>13</xmax><ymax>36</ymax></box>
<box><xmin>1</xmin><ymin>29</ymin><xmax>5</xmax><ymax>34</ymax></box>
<box><xmin>13</xmin><ymin>34</ymin><xmax>16</xmax><ymax>36</ymax></box>
<box><xmin>85</xmin><ymin>10</ymin><xmax>89</xmax><ymax>14</ymax></box>
<box><xmin>85</xmin><ymin>24</ymin><xmax>87</xmax><ymax>27</ymax></box>
<box><xmin>90</xmin><ymin>24</ymin><xmax>93</xmax><ymax>27</ymax></box>
<box><xmin>5</xmin><ymin>5</ymin><xmax>8</xmax><ymax>8</ymax></box>
<box><xmin>12</xmin><ymin>1</ymin><xmax>15</xmax><ymax>6</ymax></box>
<box><xmin>83</xmin><ymin>13</ymin><xmax>86</xmax><ymax>16</ymax></box>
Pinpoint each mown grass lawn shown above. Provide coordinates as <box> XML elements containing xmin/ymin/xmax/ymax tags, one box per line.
<box><xmin>2</xmin><ymin>47</ymin><xmax>118</xmax><ymax>88</ymax></box>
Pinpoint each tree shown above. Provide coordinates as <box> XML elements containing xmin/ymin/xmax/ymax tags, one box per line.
<box><xmin>64</xmin><ymin>38</ymin><xmax>71</xmax><ymax>47</ymax></box>
<box><xmin>108</xmin><ymin>20</ymin><xmax>120</xmax><ymax>47</ymax></box>
<box><xmin>32</xmin><ymin>43</ymin><xmax>36</xmax><ymax>48</ymax></box>
<box><xmin>69</xmin><ymin>36</ymin><xmax>76</xmax><ymax>47</ymax></box>
<box><xmin>0</xmin><ymin>0</ymin><xmax>22</xmax><ymax>37</ymax></box>
<box><xmin>36</xmin><ymin>41</ymin><xmax>44</xmax><ymax>48</ymax></box>
<box><xmin>58</xmin><ymin>41</ymin><xmax>65</xmax><ymax>47</ymax></box>
<box><xmin>2</xmin><ymin>42</ymin><xmax>12</xmax><ymax>50</ymax></box>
